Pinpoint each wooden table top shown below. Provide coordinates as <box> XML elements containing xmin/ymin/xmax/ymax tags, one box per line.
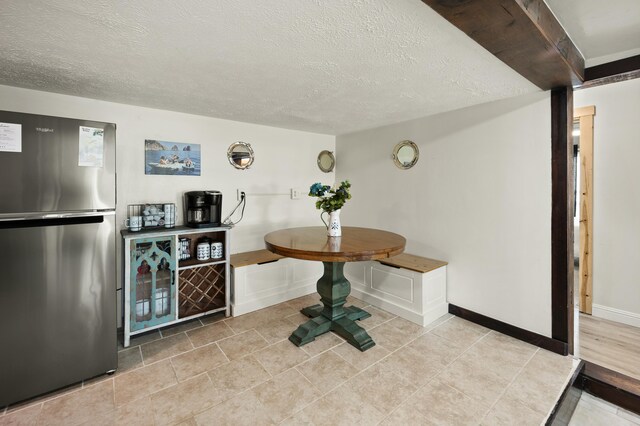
<box><xmin>264</xmin><ymin>226</ymin><xmax>406</xmax><ymax>262</ymax></box>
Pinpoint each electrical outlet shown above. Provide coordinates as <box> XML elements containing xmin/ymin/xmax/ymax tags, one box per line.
<box><xmin>290</xmin><ymin>188</ymin><xmax>300</xmax><ymax>199</ymax></box>
<box><xmin>237</xmin><ymin>189</ymin><xmax>246</xmax><ymax>200</ymax></box>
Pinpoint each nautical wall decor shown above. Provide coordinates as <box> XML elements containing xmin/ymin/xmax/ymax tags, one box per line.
<box><xmin>145</xmin><ymin>139</ymin><xmax>201</xmax><ymax>176</ymax></box>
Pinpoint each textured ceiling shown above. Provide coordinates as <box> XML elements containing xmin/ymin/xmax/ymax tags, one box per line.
<box><xmin>546</xmin><ymin>0</ymin><xmax>640</xmax><ymax>66</ymax></box>
<box><xmin>0</xmin><ymin>0</ymin><xmax>537</xmax><ymax>135</ymax></box>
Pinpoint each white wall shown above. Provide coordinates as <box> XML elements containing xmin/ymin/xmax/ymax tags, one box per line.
<box><xmin>575</xmin><ymin>78</ymin><xmax>640</xmax><ymax>324</ymax></box>
<box><xmin>336</xmin><ymin>92</ymin><xmax>552</xmax><ymax>336</ymax></box>
<box><xmin>0</xmin><ymin>84</ymin><xmax>335</xmax><ymax>324</ymax></box>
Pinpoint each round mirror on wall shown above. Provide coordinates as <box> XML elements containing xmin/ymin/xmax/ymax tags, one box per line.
<box><xmin>392</xmin><ymin>140</ymin><xmax>419</xmax><ymax>169</ymax></box>
<box><xmin>317</xmin><ymin>150</ymin><xmax>335</xmax><ymax>173</ymax></box>
<box><xmin>227</xmin><ymin>141</ymin><xmax>254</xmax><ymax>170</ymax></box>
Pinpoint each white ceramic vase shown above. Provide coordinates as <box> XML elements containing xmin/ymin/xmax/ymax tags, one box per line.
<box><xmin>328</xmin><ymin>209</ymin><xmax>341</xmax><ymax>237</ymax></box>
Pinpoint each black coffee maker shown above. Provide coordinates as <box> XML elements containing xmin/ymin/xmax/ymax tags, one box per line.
<box><xmin>184</xmin><ymin>191</ymin><xmax>222</xmax><ymax>228</ymax></box>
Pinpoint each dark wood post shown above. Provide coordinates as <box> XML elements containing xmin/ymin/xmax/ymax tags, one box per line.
<box><xmin>551</xmin><ymin>87</ymin><xmax>574</xmax><ymax>355</ymax></box>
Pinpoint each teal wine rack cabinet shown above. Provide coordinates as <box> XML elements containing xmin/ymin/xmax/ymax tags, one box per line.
<box><xmin>122</xmin><ymin>225</ymin><xmax>231</xmax><ymax>347</ymax></box>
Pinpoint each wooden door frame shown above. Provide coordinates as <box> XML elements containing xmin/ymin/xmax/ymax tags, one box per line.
<box><xmin>574</xmin><ymin>106</ymin><xmax>595</xmax><ymax>314</ymax></box>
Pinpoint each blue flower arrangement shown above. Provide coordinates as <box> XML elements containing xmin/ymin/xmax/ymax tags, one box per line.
<box><xmin>309</xmin><ymin>180</ymin><xmax>352</xmax><ymax>213</ymax></box>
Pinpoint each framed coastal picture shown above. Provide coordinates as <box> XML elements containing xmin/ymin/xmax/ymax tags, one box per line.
<box><xmin>145</xmin><ymin>140</ymin><xmax>201</xmax><ymax>176</ymax></box>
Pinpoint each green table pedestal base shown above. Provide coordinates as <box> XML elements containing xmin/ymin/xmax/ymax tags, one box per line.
<box><xmin>289</xmin><ymin>261</ymin><xmax>375</xmax><ymax>352</ymax></box>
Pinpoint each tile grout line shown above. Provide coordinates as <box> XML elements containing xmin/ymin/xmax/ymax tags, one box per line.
<box><xmin>252</xmin><ymin>327</ymin><xmax>271</xmax><ymax>343</ymax></box>
<box><xmin>373</xmin><ymin>314</ymin><xmax>454</xmax><ymax>355</ymax></box>
<box><xmin>186</xmin><ymin>331</ymin><xmax>195</xmax><ymax>350</ymax></box>
<box><xmin>115</xmin><ymin>356</ymin><xmax>212</xmax><ymax>410</ymax></box>
<box><xmin>301</xmin><ymin>335</ymin><xmax>344</xmax><ymax>357</ymax></box>
<box><xmin>440</xmin><ymin>331</ymin><xmax>533</xmax><ymax>405</ymax></box>
<box><xmin>143</xmin><ymin>371</ymin><xmax>208</xmax><ymax>405</ymax></box>
<box><xmin>475</xmin><ymin>348</ymin><xmax>541</xmax><ymax>424</ymax></box>
<box><xmin>281</xmin><ymin>362</ymin><xmax>351</xmax><ymax>421</ymax></box>
<box><xmin>298</xmin><ymin>350</ymin><xmax>360</xmax><ymax>396</ymax></box>
<box><xmin>178</xmin><ymin>329</ymin><xmax>260</xmax><ymax>377</ymax></box>
<box><xmin>7</xmin><ymin>380</ymin><xmax>86</xmax><ymax>415</ymax></box>
<box><xmin>293</xmin><ymin>315</ymin><xmax>461</xmax><ymax>424</ymax></box>
<box><xmin>194</xmin><ymin>361</ymin><xmax>283</xmax><ymax>423</ymax></box>
<box><xmin>215</xmin><ymin>341</ymin><xmax>232</xmax><ymax>364</ymax></box>
<box><xmin>367</xmin><ymin>314</ymin><xmax>459</xmax><ymax>369</ymax></box>
<box><xmin>33</xmin><ymin>402</ymin><xmax>43</xmax><ymax>424</ymax></box>
<box><xmin>329</xmin><ymin>313</ymin><xmax>456</xmax><ymax>375</ymax></box>
<box><xmin>142</xmin><ymin>326</ymin><xmax>233</xmax><ymax>374</ymax></box>
<box><xmin>137</xmin><ymin>324</ymin><xmax>270</xmax><ymax>374</ymax></box>
<box><xmin>293</xmin><ymin>363</ymin><xmax>330</xmax><ymax>404</ymax></box>
<box><xmin>149</xmin><ymin>371</ymin><xmax>214</xmax><ymax>426</ymax></box>
<box><xmin>376</xmin><ymin>327</ymin><xmax>493</xmax><ymax>425</ymax></box>
<box><xmin>168</xmin><ymin>357</ymin><xmax>179</xmax><ymax>383</ymax></box>
<box><xmin>167</xmin><ymin>338</ymin><xmax>234</xmax><ymax>382</ymax></box>
<box><xmin>202</xmin><ymin>370</ymin><xmax>256</xmax><ymax>417</ymax></box>
<box><xmin>137</xmin><ymin>345</ymin><xmax>143</xmax><ymax>368</ymax></box>
<box><xmin>3</xmin><ymin>400</ymin><xmax>44</xmax><ymax>418</ymax></box>
<box><xmin>251</xmin><ymin>352</ymin><xmax>275</xmax><ymax>381</ymax></box>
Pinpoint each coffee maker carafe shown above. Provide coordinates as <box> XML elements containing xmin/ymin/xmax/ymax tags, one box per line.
<box><xmin>184</xmin><ymin>191</ymin><xmax>222</xmax><ymax>228</ymax></box>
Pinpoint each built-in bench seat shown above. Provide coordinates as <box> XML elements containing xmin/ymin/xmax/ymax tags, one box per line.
<box><xmin>231</xmin><ymin>249</ymin><xmax>448</xmax><ymax>326</ymax></box>
<box><xmin>230</xmin><ymin>249</ymin><xmax>322</xmax><ymax>316</ymax></box>
<box><xmin>230</xmin><ymin>249</ymin><xmax>284</xmax><ymax>267</ymax></box>
<box><xmin>377</xmin><ymin>253</ymin><xmax>448</xmax><ymax>274</ymax></box>
<box><xmin>344</xmin><ymin>253</ymin><xmax>448</xmax><ymax>326</ymax></box>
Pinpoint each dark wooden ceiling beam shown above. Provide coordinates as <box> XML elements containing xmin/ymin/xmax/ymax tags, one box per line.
<box><xmin>421</xmin><ymin>0</ymin><xmax>585</xmax><ymax>90</ymax></box>
<box><xmin>580</xmin><ymin>54</ymin><xmax>640</xmax><ymax>89</ymax></box>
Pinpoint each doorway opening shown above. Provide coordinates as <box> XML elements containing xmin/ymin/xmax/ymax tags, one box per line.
<box><xmin>574</xmin><ymin>94</ymin><xmax>640</xmax><ymax>383</ymax></box>
<box><xmin>573</xmin><ymin>106</ymin><xmax>594</xmax><ymax>315</ymax></box>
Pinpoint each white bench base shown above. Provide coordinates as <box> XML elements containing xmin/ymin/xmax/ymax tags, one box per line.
<box><xmin>344</xmin><ymin>261</ymin><xmax>447</xmax><ymax>327</ymax></box>
<box><xmin>231</xmin><ymin>258</ymin><xmax>321</xmax><ymax>316</ymax></box>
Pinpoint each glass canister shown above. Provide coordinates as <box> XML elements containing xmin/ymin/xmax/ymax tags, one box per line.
<box><xmin>163</xmin><ymin>203</ymin><xmax>176</xmax><ymax>228</ymax></box>
<box><xmin>178</xmin><ymin>237</ymin><xmax>191</xmax><ymax>260</ymax></box>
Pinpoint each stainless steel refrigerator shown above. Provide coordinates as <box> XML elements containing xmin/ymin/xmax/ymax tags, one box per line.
<box><xmin>0</xmin><ymin>110</ymin><xmax>117</xmax><ymax>406</ymax></box>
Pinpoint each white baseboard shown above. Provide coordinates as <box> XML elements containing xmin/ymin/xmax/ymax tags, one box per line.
<box><xmin>591</xmin><ymin>304</ymin><xmax>640</xmax><ymax>328</ymax></box>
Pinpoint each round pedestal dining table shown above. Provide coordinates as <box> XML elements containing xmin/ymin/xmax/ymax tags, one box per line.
<box><xmin>264</xmin><ymin>226</ymin><xmax>406</xmax><ymax>351</ymax></box>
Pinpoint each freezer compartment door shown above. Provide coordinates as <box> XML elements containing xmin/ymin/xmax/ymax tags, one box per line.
<box><xmin>0</xmin><ymin>111</ymin><xmax>116</xmax><ymax>214</ymax></box>
<box><xmin>0</xmin><ymin>213</ymin><xmax>117</xmax><ymax>406</ymax></box>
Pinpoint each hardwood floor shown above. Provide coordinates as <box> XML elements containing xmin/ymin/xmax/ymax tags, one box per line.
<box><xmin>579</xmin><ymin>313</ymin><xmax>640</xmax><ymax>382</ymax></box>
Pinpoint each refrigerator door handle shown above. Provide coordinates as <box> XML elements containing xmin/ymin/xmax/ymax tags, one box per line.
<box><xmin>0</xmin><ymin>211</ymin><xmax>116</xmax><ymax>229</ymax></box>
<box><xmin>0</xmin><ymin>210</ymin><xmax>116</xmax><ymax>222</ymax></box>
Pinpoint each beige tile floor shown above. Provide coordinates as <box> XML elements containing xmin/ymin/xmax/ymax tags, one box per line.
<box><xmin>0</xmin><ymin>294</ymin><xmax>579</xmax><ymax>425</ymax></box>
